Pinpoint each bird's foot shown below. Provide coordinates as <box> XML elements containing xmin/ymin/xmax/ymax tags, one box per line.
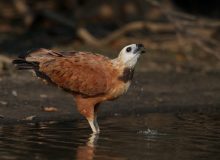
<box><xmin>88</xmin><ymin>118</ymin><xmax>100</xmax><ymax>134</ymax></box>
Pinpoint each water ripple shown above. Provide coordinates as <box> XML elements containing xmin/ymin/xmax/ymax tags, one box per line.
<box><xmin>0</xmin><ymin>112</ymin><xmax>220</xmax><ymax>160</ymax></box>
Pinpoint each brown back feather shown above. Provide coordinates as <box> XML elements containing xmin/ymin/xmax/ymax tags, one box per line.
<box><xmin>38</xmin><ymin>51</ymin><xmax>112</xmax><ymax>96</ymax></box>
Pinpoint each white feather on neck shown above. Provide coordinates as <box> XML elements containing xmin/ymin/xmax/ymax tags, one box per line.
<box><xmin>115</xmin><ymin>52</ymin><xmax>139</xmax><ymax>68</ymax></box>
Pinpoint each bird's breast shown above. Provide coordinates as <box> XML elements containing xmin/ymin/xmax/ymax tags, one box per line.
<box><xmin>107</xmin><ymin>81</ymin><xmax>131</xmax><ymax>100</ymax></box>
<box><xmin>104</xmin><ymin>64</ymin><xmax>133</xmax><ymax>100</ymax></box>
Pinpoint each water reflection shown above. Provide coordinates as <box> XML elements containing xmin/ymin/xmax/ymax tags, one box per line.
<box><xmin>76</xmin><ymin>133</ymin><xmax>99</xmax><ymax>160</ymax></box>
<box><xmin>0</xmin><ymin>113</ymin><xmax>220</xmax><ymax>160</ymax></box>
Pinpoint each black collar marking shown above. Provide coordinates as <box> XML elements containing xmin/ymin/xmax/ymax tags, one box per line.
<box><xmin>118</xmin><ymin>67</ymin><xmax>134</xmax><ymax>83</ymax></box>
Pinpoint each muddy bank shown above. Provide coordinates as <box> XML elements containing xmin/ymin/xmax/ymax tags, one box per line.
<box><xmin>0</xmin><ymin>71</ymin><xmax>220</xmax><ymax>124</ymax></box>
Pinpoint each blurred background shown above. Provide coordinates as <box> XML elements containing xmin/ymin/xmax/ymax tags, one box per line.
<box><xmin>0</xmin><ymin>2</ymin><xmax>220</xmax><ymax>159</ymax></box>
<box><xmin>0</xmin><ymin>0</ymin><xmax>220</xmax><ymax>73</ymax></box>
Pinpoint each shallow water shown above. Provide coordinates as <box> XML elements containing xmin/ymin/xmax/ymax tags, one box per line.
<box><xmin>0</xmin><ymin>112</ymin><xmax>220</xmax><ymax>160</ymax></box>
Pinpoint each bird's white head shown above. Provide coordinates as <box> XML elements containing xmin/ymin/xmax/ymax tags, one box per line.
<box><xmin>118</xmin><ymin>44</ymin><xmax>145</xmax><ymax>68</ymax></box>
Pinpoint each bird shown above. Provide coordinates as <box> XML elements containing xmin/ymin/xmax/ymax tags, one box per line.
<box><xmin>13</xmin><ymin>44</ymin><xmax>145</xmax><ymax>133</ymax></box>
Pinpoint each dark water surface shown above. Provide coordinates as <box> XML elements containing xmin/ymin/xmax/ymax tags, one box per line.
<box><xmin>0</xmin><ymin>112</ymin><xmax>220</xmax><ymax>160</ymax></box>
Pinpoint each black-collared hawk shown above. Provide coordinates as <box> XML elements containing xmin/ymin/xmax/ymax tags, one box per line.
<box><xmin>13</xmin><ymin>44</ymin><xmax>145</xmax><ymax>133</ymax></box>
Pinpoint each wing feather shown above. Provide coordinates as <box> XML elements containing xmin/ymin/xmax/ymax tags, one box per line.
<box><xmin>39</xmin><ymin>53</ymin><xmax>111</xmax><ymax>96</ymax></box>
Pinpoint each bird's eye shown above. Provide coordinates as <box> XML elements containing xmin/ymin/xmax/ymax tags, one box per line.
<box><xmin>126</xmin><ymin>47</ymin><xmax>131</xmax><ymax>52</ymax></box>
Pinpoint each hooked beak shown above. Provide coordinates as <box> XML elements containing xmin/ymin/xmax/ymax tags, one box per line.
<box><xmin>135</xmin><ymin>44</ymin><xmax>146</xmax><ymax>54</ymax></box>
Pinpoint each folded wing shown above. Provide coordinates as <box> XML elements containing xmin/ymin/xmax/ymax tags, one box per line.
<box><xmin>22</xmin><ymin>49</ymin><xmax>111</xmax><ymax>96</ymax></box>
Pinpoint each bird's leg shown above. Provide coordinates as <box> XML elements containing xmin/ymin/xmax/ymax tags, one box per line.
<box><xmin>88</xmin><ymin>118</ymin><xmax>99</xmax><ymax>133</ymax></box>
<box><xmin>94</xmin><ymin>116</ymin><xmax>100</xmax><ymax>133</ymax></box>
<box><xmin>75</xmin><ymin>96</ymin><xmax>100</xmax><ymax>133</ymax></box>
<box><xmin>88</xmin><ymin>104</ymin><xmax>100</xmax><ymax>133</ymax></box>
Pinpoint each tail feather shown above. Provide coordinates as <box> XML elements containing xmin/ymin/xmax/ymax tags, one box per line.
<box><xmin>13</xmin><ymin>48</ymin><xmax>61</xmax><ymax>70</ymax></box>
<box><xmin>12</xmin><ymin>59</ymin><xmax>39</xmax><ymax>70</ymax></box>
<box><xmin>25</xmin><ymin>48</ymin><xmax>62</xmax><ymax>62</ymax></box>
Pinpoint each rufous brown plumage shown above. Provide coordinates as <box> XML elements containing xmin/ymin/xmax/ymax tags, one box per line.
<box><xmin>13</xmin><ymin>44</ymin><xmax>145</xmax><ymax>133</ymax></box>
